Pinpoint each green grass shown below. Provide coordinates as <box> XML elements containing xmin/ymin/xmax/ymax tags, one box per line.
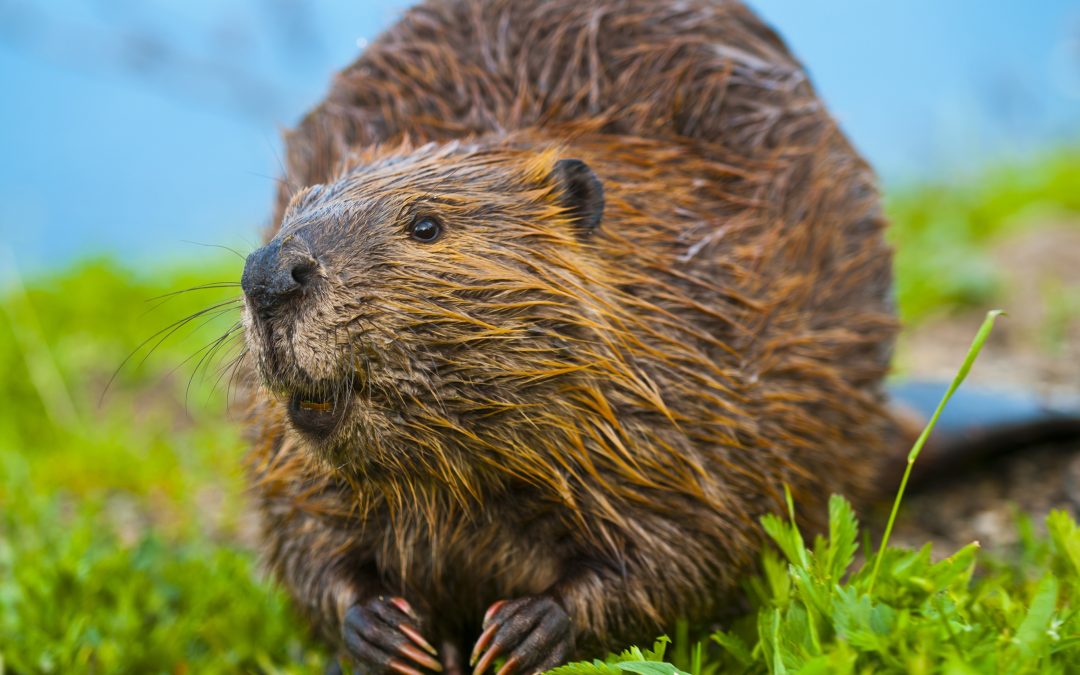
<box><xmin>554</xmin><ymin>501</ymin><xmax>1080</xmax><ymax>674</ymax></box>
<box><xmin>688</xmin><ymin>498</ymin><xmax>1080</xmax><ymax>673</ymax></box>
<box><xmin>1</xmin><ymin>150</ymin><xmax>1078</xmax><ymax>673</ymax></box>
<box><xmin>0</xmin><ymin>258</ymin><xmax>326</xmax><ymax>673</ymax></box>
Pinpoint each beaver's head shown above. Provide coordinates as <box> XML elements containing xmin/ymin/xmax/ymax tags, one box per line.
<box><xmin>241</xmin><ymin>140</ymin><xmax>607</xmax><ymax>479</ymax></box>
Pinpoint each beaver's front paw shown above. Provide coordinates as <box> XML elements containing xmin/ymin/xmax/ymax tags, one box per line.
<box><xmin>343</xmin><ymin>596</ymin><xmax>443</xmax><ymax>675</ymax></box>
<box><xmin>470</xmin><ymin>596</ymin><xmax>573</xmax><ymax>675</ymax></box>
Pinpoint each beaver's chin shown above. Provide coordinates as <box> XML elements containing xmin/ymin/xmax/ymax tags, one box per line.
<box><xmin>287</xmin><ymin>390</ymin><xmax>350</xmax><ymax>440</ymax></box>
<box><xmin>278</xmin><ymin>374</ymin><xmax>362</xmax><ymax>442</ymax></box>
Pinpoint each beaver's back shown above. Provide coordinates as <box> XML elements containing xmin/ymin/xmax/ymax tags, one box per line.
<box><xmin>276</xmin><ymin>0</ymin><xmax>831</xmax><ymax>224</ymax></box>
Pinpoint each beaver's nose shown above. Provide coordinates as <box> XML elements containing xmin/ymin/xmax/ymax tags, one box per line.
<box><xmin>241</xmin><ymin>239</ymin><xmax>318</xmax><ymax>313</ymax></box>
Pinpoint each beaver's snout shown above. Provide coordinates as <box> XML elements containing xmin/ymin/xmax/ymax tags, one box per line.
<box><xmin>241</xmin><ymin>229</ymin><xmax>357</xmax><ymax>440</ymax></box>
<box><xmin>241</xmin><ymin>236</ymin><xmax>319</xmax><ymax>316</ymax></box>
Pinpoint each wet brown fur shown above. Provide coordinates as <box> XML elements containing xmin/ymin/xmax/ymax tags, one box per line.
<box><xmin>242</xmin><ymin>0</ymin><xmax>897</xmax><ymax>662</ymax></box>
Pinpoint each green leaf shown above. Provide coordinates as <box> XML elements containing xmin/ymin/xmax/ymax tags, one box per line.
<box><xmin>711</xmin><ymin>630</ymin><xmax>753</xmax><ymax>667</ymax></box>
<box><xmin>612</xmin><ymin>662</ymin><xmax>689</xmax><ymax>675</ymax></box>
<box><xmin>824</xmin><ymin>495</ymin><xmax>858</xmax><ymax>583</ymax></box>
<box><xmin>762</xmin><ymin>514</ymin><xmax>809</xmax><ymax>571</ymax></box>
<box><xmin>760</xmin><ymin>549</ymin><xmax>793</xmax><ymax>606</ymax></box>
<box><xmin>770</xmin><ymin>609</ymin><xmax>788</xmax><ymax>675</ymax></box>
<box><xmin>832</xmin><ymin>587</ymin><xmax>895</xmax><ymax>653</ymax></box>
<box><xmin>1011</xmin><ymin>574</ymin><xmax>1060</xmax><ymax>663</ymax></box>
<box><xmin>1048</xmin><ymin>510</ymin><xmax>1080</xmax><ymax>577</ymax></box>
<box><xmin>924</xmin><ymin>542</ymin><xmax>980</xmax><ymax>592</ymax></box>
<box><xmin>796</xmin><ymin>643</ymin><xmax>857</xmax><ymax>675</ymax></box>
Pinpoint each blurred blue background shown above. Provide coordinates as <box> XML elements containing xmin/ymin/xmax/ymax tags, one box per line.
<box><xmin>2</xmin><ymin>0</ymin><xmax>1078</xmax><ymax>272</ymax></box>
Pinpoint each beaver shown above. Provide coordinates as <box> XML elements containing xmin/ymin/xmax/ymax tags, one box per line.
<box><xmin>239</xmin><ymin>0</ymin><xmax>898</xmax><ymax>671</ymax></box>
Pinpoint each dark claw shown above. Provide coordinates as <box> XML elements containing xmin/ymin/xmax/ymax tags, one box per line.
<box><xmin>392</xmin><ymin>597</ymin><xmax>421</xmax><ymax>622</ymax></box>
<box><xmin>471</xmin><ymin>596</ymin><xmax>573</xmax><ymax>675</ymax></box>
<box><xmin>401</xmin><ymin>624</ymin><xmax>440</xmax><ymax>656</ymax></box>
<box><xmin>494</xmin><ymin>656</ymin><xmax>520</xmax><ymax>675</ymax></box>
<box><xmin>483</xmin><ymin>600</ymin><xmax>507</xmax><ymax>625</ymax></box>
<box><xmin>469</xmin><ymin>623</ymin><xmax>498</xmax><ymax>666</ymax></box>
<box><xmin>389</xmin><ymin>660</ymin><xmax>425</xmax><ymax>675</ymax></box>
<box><xmin>472</xmin><ymin>642</ymin><xmax>501</xmax><ymax>675</ymax></box>
<box><xmin>343</xmin><ymin>596</ymin><xmax>443</xmax><ymax>674</ymax></box>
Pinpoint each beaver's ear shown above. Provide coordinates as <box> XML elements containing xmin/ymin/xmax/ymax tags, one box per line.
<box><xmin>551</xmin><ymin>159</ymin><xmax>604</xmax><ymax>235</ymax></box>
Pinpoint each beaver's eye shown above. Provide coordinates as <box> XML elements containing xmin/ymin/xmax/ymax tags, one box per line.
<box><xmin>409</xmin><ymin>217</ymin><xmax>442</xmax><ymax>243</ymax></box>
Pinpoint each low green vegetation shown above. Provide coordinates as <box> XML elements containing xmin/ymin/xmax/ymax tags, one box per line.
<box><xmin>0</xmin><ymin>259</ymin><xmax>324</xmax><ymax>672</ymax></box>
<box><xmin>1</xmin><ymin>151</ymin><xmax>1078</xmax><ymax>672</ymax></box>
<box><xmin>554</xmin><ymin>500</ymin><xmax>1080</xmax><ymax>675</ymax></box>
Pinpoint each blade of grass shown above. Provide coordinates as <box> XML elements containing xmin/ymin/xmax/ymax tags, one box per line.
<box><xmin>867</xmin><ymin>309</ymin><xmax>1004</xmax><ymax>594</ymax></box>
<box><xmin>0</xmin><ymin>246</ymin><xmax>81</xmax><ymax>428</ymax></box>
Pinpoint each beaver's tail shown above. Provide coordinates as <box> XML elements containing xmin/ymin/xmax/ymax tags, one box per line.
<box><xmin>885</xmin><ymin>381</ymin><xmax>1080</xmax><ymax>490</ymax></box>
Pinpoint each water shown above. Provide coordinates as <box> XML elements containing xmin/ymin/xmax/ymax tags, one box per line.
<box><xmin>1</xmin><ymin>0</ymin><xmax>1077</xmax><ymax>272</ymax></box>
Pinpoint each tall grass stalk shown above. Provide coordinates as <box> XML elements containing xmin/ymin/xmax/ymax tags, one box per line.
<box><xmin>867</xmin><ymin>308</ymin><xmax>1004</xmax><ymax>594</ymax></box>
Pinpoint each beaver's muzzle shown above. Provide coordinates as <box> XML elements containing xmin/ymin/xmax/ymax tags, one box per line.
<box><xmin>241</xmin><ymin>237</ymin><xmax>319</xmax><ymax>317</ymax></box>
